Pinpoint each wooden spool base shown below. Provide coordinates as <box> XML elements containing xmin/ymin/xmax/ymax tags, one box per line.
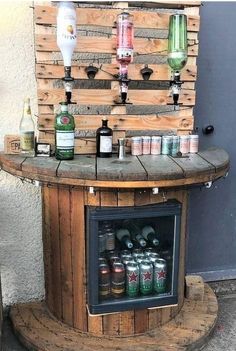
<box><xmin>10</xmin><ymin>283</ymin><xmax>218</xmax><ymax>351</ymax></box>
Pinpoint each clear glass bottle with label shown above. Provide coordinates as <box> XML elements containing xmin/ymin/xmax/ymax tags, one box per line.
<box><xmin>19</xmin><ymin>97</ymin><xmax>35</xmax><ymax>157</ymax></box>
<box><xmin>96</xmin><ymin>118</ymin><xmax>113</xmax><ymax>158</ymax></box>
<box><xmin>55</xmin><ymin>102</ymin><xmax>75</xmax><ymax>160</ymax></box>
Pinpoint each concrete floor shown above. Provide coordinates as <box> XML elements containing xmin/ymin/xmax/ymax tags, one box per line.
<box><xmin>2</xmin><ymin>292</ymin><xmax>236</xmax><ymax>351</ymax></box>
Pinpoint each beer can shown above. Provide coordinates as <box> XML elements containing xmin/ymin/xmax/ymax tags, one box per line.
<box><xmin>131</xmin><ymin>137</ymin><xmax>142</xmax><ymax>156</ymax></box>
<box><xmin>111</xmin><ymin>262</ymin><xmax>125</xmax><ymax>298</ymax></box>
<box><xmin>153</xmin><ymin>258</ymin><xmax>167</xmax><ymax>294</ymax></box>
<box><xmin>189</xmin><ymin>134</ymin><xmax>199</xmax><ymax>153</ymax></box>
<box><xmin>132</xmin><ymin>248</ymin><xmax>143</xmax><ymax>258</ymax></box>
<box><xmin>126</xmin><ymin>262</ymin><xmax>140</xmax><ymax>298</ymax></box>
<box><xmin>99</xmin><ymin>257</ymin><xmax>107</xmax><ymax>265</ymax></box>
<box><xmin>122</xmin><ymin>256</ymin><xmax>136</xmax><ymax>266</ymax></box>
<box><xmin>144</xmin><ymin>247</ymin><xmax>156</xmax><ymax>256</ymax></box>
<box><xmin>148</xmin><ymin>252</ymin><xmax>160</xmax><ymax>264</ymax></box>
<box><xmin>142</xmin><ymin>136</ymin><xmax>151</xmax><ymax>155</ymax></box>
<box><xmin>161</xmin><ymin>136</ymin><xmax>173</xmax><ymax>155</ymax></box>
<box><xmin>179</xmin><ymin>135</ymin><xmax>190</xmax><ymax>154</ymax></box>
<box><xmin>106</xmin><ymin>230</ymin><xmax>115</xmax><ymax>251</ymax></box>
<box><xmin>120</xmin><ymin>250</ymin><xmax>132</xmax><ymax>260</ymax></box>
<box><xmin>139</xmin><ymin>260</ymin><xmax>153</xmax><ymax>295</ymax></box>
<box><xmin>99</xmin><ymin>263</ymin><xmax>110</xmax><ymax>299</ymax></box>
<box><xmin>151</xmin><ymin>136</ymin><xmax>162</xmax><ymax>155</ymax></box>
<box><xmin>171</xmin><ymin>136</ymin><xmax>180</xmax><ymax>156</ymax></box>
<box><xmin>98</xmin><ymin>232</ymin><xmax>106</xmax><ymax>253</ymax></box>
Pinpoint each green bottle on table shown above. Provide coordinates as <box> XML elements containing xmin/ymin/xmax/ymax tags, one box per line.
<box><xmin>55</xmin><ymin>102</ymin><xmax>75</xmax><ymax>160</ymax></box>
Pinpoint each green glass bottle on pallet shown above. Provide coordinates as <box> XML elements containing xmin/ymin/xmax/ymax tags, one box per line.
<box><xmin>167</xmin><ymin>14</ymin><xmax>188</xmax><ymax>72</ymax></box>
<box><xmin>55</xmin><ymin>102</ymin><xmax>75</xmax><ymax>160</ymax></box>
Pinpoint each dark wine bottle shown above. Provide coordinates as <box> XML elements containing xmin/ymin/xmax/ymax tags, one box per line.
<box><xmin>116</xmin><ymin>228</ymin><xmax>133</xmax><ymax>249</ymax></box>
<box><xmin>96</xmin><ymin>118</ymin><xmax>113</xmax><ymax>158</ymax></box>
<box><xmin>141</xmin><ymin>226</ymin><xmax>159</xmax><ymax>247</ymax></box>
<box><xmin>123</xmin><ymin>221</ymin><xmax>147</xmax><ymax>248</ymax></box>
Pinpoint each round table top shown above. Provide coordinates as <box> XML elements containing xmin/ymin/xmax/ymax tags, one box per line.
<box><xmin>0</xmin><ymin>148</ymin><xmax>229</xmax><ymax>189</ymax></box>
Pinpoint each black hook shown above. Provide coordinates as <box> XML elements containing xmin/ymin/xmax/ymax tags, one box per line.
<box><xmin>140</xmin><ymin>65</ymin><xmax>153</xmax><ymax>81</ymax></box>
<box><xmin>85</xmin><ymin>65</ymin><xmax>98</xmax><ymax>79</ymax></box>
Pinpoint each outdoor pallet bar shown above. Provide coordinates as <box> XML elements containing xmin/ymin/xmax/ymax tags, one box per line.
<box><xmin>1</xmin><ymin>0</ymin><xmax>231</xmax><ymax>350</ymax></box>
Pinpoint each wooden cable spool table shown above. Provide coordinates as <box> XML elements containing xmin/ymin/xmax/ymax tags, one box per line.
<box><xmin>0</xmin><ymin>148</ymin><xmax>229</xmax><ymax>351</ymax></box>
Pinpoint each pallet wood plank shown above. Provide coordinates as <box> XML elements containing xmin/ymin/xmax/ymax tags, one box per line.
<box><xmin>35</xmin><ymin>34</ymin><xmax>198</xmax><ymax>56</ymax></box>
<box><xmin>38</xmin><ymin>89</ymin><xmax>196</xmax><ymax>106</ymax></box>
<box><xmin>38</xmin><ymin>113</ymin><xmax>194</xmax><ymax>132</ymax></box>
<box><xmin>48</xmin><ymin>186</ymin><xmax>62</xmax><ymax>319</ymax></box>
<box><xmin>41</xmin><ymin>186</ymin><xmax>53</xmax><ymax>310</ymax></box>
<box><xmin>34</xmin><ymin>6</ymin><xmax>200</xmax><ymax>32</ymax></box>
<box><xmin>58</xmin><ymin>187</ymin><xmax>73</xmax><ymax>326</ymax></box>
<box><xmin>21</xmin><ymin>157</ymin><xmax>59</xmax><ymax>176</ymax></box>
<box><xmin>57</xmin><ymin>155</ymin><xmax>96</xmax><ymax>180</ymax></box>
<box><xmin>198</xmin><ymin>148</ymin><xmax>230</xmax><ymax>173</ymax></box>
<box><xmin>134</xmin><ymin>309</ymin><xmax>148</xmax><ymax>334</ymax></box>
<box><xmin>0</xmin><ymin>153</ymin><xmax>26</xmax><ymax>171</ymax></box>
<box><xmin>71</xmin><ymin>188</ymin><xmax>88</xmax><ymax>331</ymax></box>
<box><xmin>97</xmin><ymin>155</ymin><xmax>147</xmax><ymax>181</ymax></box>
<box><xmin>170</xmin><ymin>154</ymin><xmax>216</xmax><ymax>178</ymax></box>
<box><xmin>36</xmin><ymin>63</ymin><xmax>197</xmax><ymax>81</ymax></box>
<box><xmin>139</xmin><ymin>155</ymin><xmax>184</xmax><ymax>180</ymax></box>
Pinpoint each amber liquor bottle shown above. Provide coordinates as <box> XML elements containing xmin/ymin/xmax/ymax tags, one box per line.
<box><xmin>96</xmin><ymin>118</ymin><xmax>113</xmax><ymax>158</ymax></box>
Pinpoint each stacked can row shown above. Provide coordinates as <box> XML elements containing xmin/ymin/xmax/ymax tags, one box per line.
<box><xmin>99</xmin><ymin>248</ymin><xmax>167</xmax><ymax>299</ymax></box>
<box><xmin>131</xmin><ymin>134</ymin><xmax>199</xmax><ymax>156</ymax></box>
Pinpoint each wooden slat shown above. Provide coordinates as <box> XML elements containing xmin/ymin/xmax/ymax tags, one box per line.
<box><xmin>48</xmin><ymin>186</ymin><xmax>62</xmax><ymax>319</ymax></box>
<box><xmin>21</xmin><ymin>157</ymin><xmax>59</xmax><ymax>176</ymax></box>
<box><xmin>58</xmin><ymin>187</ymin><xmax>73</xmax><ymax>326</ymax></box>
<box><xmin>38</xmin><ymin>113</ymin><xmax>194</xmax><ymax>133</ymax></box>
<box><xmin>35</xmin><ymin>35</ymin><xmax>198</xmax><ymax>56</ymax></box>
<box><xmin>57</xmin><ymin>155</ymin><xmax>96</xmax><ymax>179</ymax></box>
<box><xmin>134</xmin><ymin>309</ymin><xmax>148</xmax><ymax>334</ymax></box>
<box><xmin>42</xmin><ymin>186</ymin><xmax>53</xmax><ymax>310</ymax></box>
<box><xmin>97</xmin><ymin>155</ymin><xmax>147</xmax><ymax>181</ymax></box>
<box><xmin>36</xmin><ymin>63</ymin><xmax>197</xmax><ymax>81</ymax></box>
<box><xmin>0</xmin><ymin>153</ymin><xmax>26</xmax><ymax>171</ymax></box>
<box><xmin>198</xmin><ymin>148</ymin><xmax>230</xmax><ymax>173</ymax></box>
<box><xmin>170</xmin><ymin>154</ymin><xmax>215</xmax><ymax>177</ymax></box>
<box><xmin>38</xmin><ymin>89</ymin><xmax>196</xmax><ymax>106</ymax></box>
<box><xmin>138</xmin><ymin>155</ymin><xmax>184</xmax><ymax>180</ymax></box>
<box><xmin>34</xmin><ymin>6</ymin><xmax>200</xmax><ymax>32</ymax></box>
<box><xmin>71</xmin><ymin>188</ymin><xmax>87</xmax><ymax>331</ymax></box>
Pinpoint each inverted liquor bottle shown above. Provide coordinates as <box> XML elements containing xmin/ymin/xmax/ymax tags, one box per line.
<box><xmin>167</xmin><ymin>14</ymin><xmax>188</xmax><ymax>105</ymax></box>
<box><xmin>116</xmin><ymin>12</ymin><xmax>134</xmax><ymax>103</ymax></box>
<box><xmin>96</xmin><ymin>118</ymin><xmax>113</xmax><ymax>158</ymax></box>
<box><xmin>57</xmin><ymin>2</ymin><xmax>77</xmax><ymax>103</ymax></box>
<box><xmin>123</xmin><ymin>220</ymin><xmax>147</xmax><ymax>248</ymax></box>
<box><xmin>54</xmin><ymin>102</ymin><xmax>75</xmax><ymax>160</ymax></box>
<box><xmin>19</xmin><ymin>98</ymin><xmax>35</xmax><ymax>157</ymax></box>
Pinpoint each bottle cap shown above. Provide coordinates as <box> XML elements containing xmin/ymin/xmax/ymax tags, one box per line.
<box><xmin>24</xmin><ymin>97</ymin><xmax>30</xmax><ymax>104</ymax></box>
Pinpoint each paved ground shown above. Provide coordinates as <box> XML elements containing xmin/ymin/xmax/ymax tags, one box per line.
<box><xmin>2</xmin><ymin>292</ymin><xmax>236</xmax><ymax>351</ymax></box>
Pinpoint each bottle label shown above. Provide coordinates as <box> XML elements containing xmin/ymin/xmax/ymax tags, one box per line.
<box><xmin>100</xmin><ymin>136</ymin><xmax>112</xmax><ymax>153</ymax></box>
<box><xmin>20</xmin><ymin>132</ymin><xmax>34</xmax><ymax>151</ymax></box>
<box><xmin>117</xmin><ymin>48</ymin><xmax>133</xmax><ymax>59</ymax></box>
<box><xmin>56</xmin><ymin>131</ymin><xmax>74</xmax><ymax>149</ymax></box>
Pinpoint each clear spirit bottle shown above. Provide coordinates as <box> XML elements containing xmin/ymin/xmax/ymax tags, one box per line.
<box><xmin>19</xmin><ymin>98</ymin><xmax>35</xmax><ymax>157</ymax></box>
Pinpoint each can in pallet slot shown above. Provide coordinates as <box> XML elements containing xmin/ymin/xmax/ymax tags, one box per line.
<box><xmin>126</xmin><ymin>262</ymin><xmax>140</xmax><ymax>298</ymax></box>
<box><xmin>99</xmin><ymin>263</ymin><xmax>110</xmax><ymax>299</ymax></box>
<box><xmin>111</xmin><ymin>262</ymin><xmax>125</xmax><ymax>298</ymax></box>
<box><xmin>153</xmin><ymin>258</ymin><xmax>167</xmax><ymax>294</ymax></box>
<box><xmin>161</xmin><ymin>136</ymin><xmax>173</xmax><ymax>155</ymax></box>
<box><xmin>139</xmin><ymin>260</ymin><xmax>153</xmax><ymax>295</ymax></box>
<box><xmin>171</xmin><ymin>135</ymin><xmax>180</xmax><ymax>156</ymax></box>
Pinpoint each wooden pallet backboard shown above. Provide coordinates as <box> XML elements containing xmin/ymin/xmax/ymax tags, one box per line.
<box><xmin>34</xmin><ymin>1</ymin><xmax>201</xmax><ymax>154</ymax></box>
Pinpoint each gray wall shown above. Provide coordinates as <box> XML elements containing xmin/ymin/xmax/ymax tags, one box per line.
<box><xmin>187</xmin><ymin>2</ymin><xmax>236</xmax><ymax>280</ymax></box>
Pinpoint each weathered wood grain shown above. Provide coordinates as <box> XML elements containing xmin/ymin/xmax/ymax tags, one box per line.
<box><xmin>138</xmin><ymin>155</ymin><xmax>184</xmax><ymax>180</ymax></box>
<box><xmin>198</xmin><ymin>148</ymin><xmax>230</xmax><ymax>173</ymax></box>
<box><xmin>71</xmin><ymin>188</ymin><xmax>88</xmax><ymax>331</ymax></box>
<box><xmin>97</xmin><ymin>156</ymin><xmax>147</xmax><ymax>181</ymax></box>
<box><xmin>35</xmin><ymin>35</ymin><xmax>198</xmax><ymax>57</ymax></box>
<box><xmin>38</xmin><ymin>113</ymin><xmax>194</xmax><ymax>132</ymax></box>
<box><xmin>38</xmin><ymin>89</ymin><xmax>196</xmax><ymax>106</ymax></box>
<box><xmin>57</xmin><ymin>155</ymin><xmax>96</xmax><ymax>180</ymax></box>
<box><xmin>58</xmin><ymin>187</ymin><xmax>73</xmax><ymax>326</ymax></box>
<box><xmin>0</xmin><ymin>153</ymin><xmax>26</xmax><ymax>171</ymax></box>
<box><xmin>170</xmin><ymin>154</ymin><xmax>216</xmax><ymax>178</ymax></box>
<box><xmin>35</xmin><ymin>6</ymin><xmax>200</xmax><ymax>32</ymax></box>
<box><xmin>21</xmin><ymin>157</ymin><xmax>59</xmax><ymax>176</ymax></box>
<box><xmin>36</xmin><ymin>63</ymin><xmax>197</xmax><ymax>81</ymax></box>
